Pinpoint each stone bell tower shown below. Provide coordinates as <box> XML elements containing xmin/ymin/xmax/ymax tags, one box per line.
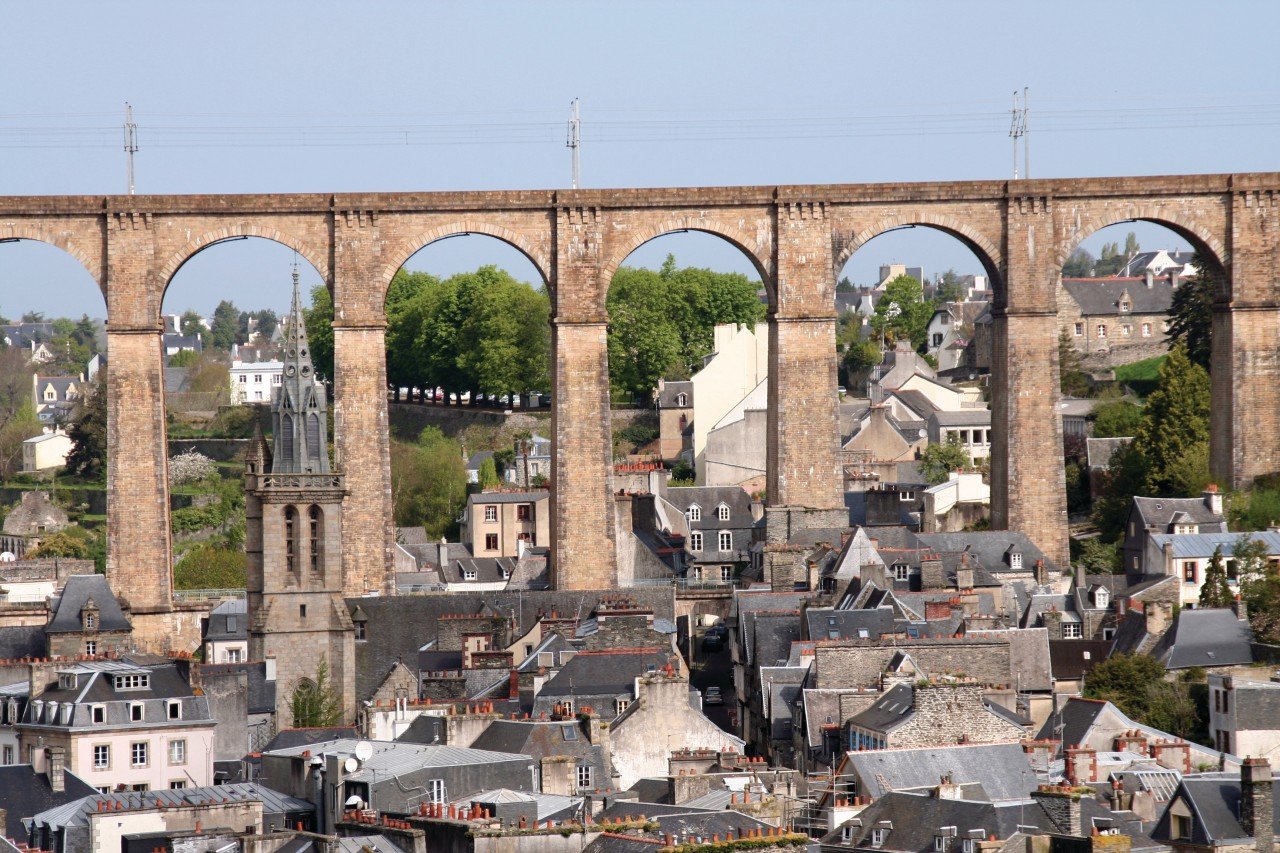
<box><xmin>246</xmin><ymin>268</ymin><xmax>354</xmax><ymax>725</ymax></box>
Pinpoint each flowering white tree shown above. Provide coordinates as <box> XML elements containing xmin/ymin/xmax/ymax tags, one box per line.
<box><xmin>169</xmin><ymin>450</ymin><xmax>216</xmax><ymax>485</ymax></box>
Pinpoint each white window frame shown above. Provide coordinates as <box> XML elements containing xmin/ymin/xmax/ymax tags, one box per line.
<box><xmin>1063</xmin><ymin>623</ymin><xmax>1082</xmax><ymax>639</ymax></box>
<box><xmin>576</xmin><ymin>764</ymin><xmax>593</xmax><ymax>790</ymax></box>
<box><xmin>687</xmin><ymin>505</ymin><xmax>701</xmax><ymax>522</ymax></box>
<box><xmin>167</xmin><ymin>700</ymin><xmax>182</xmax><ymax>720</ymax></box>
<box><xmin>484</xmin><ymin>505</ymin><xmax>498</xmax><ymax>523</ymax></box>
<box><xmin>1073</xmin><ymin>322</ymin><xmax>1083</xmax><ymax>336</ymax></box>
<box><xmin>427</xmin><ymin>779</ymin><xmax>447</xmax><ymax>804</ymax></box>
<box><xmin>689</xmin><ymin>532</ymin><xmax>703</xmax><ymax>552</ymax></box>
<box><xmin>93</xmin><ymin>744</ymin><xmax>110</xmax><ymax>770</ymax></box>
<box><xmin>131</xmin><ymin>741</ymin><xmax>149</xmax><ymax>768</ymax></box>
<box><xmin>129</xmin><ymin>702</ymin><xmax>144</xmax><ymax>722</ymax></box>
<box><xmin>85</xmin><ymin>640</ymin><xmax>97</xmax><ymax>656</ymax></box>
<box><xmin>168</xmin><ymin>739</ymin><xmax>186</xmax><ymax>765</ymax></box>
<box><xmin>717</xmin><ymin>504</ymin><xmax>730</xmax><ymax>521</ymax></box>
<box><xmin>718</xmin><ymin>531</ymin><xmax>732</xmax><ymax>552</ymax></box>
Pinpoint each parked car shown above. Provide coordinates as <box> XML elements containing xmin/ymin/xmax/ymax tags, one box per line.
<box><xmin>702</xmin><ymin>634</ymin><xmax>724</xmax><ymax>653</ymax></box>
<box><xmin>704</xmin><ymin>686</ymin><xmax>723</xmax><ymax>705</ymax></box>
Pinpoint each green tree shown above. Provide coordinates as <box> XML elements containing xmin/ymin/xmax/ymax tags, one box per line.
<box><xmin>0</xmin><ymin>399</ymin><xmax>41</xmax><ymax>476</ymax></box>
<box><xmin>174</xmin><ymin>543</ymin><xmax>247</xmax><ymax>589</ymax></box>
<box><xmin>1166</xmin><ymin>255</ymin><xmax>1214</xmax><ymax>371</ymax></box>
<box><xmin>1200</xmin><ymin>546</ymin><xmax>1233</xmax><ymax>608</ymax></box>
<box><xmin>66</xmin><ymin>373</ymin><xmax>108</xmax><ymax>478</ymax></box>
<box><xmin>870</xmin><ymin>275</ymin><xmax>933</xmax><ymax>348</ymax></box>
<box><xmin>935</xmin><ymin>269</ymin><xmax>964</xmax><ymax>303</ymax></box>
<box><xmin>918</xmin><ymin>434</ymin><xmax>970</xmax><ymax>485</ymax></box>
<box><xmin>1084</xmin><ymin>652</ymin><xmax>1199</xmax><ymax>739</ymax></box>
<box><xmin>254</xmin><ymin>309</ymin><xmax>278</xmax><ymax>341</ymax></box>
<box><xmin>289</xmin><ymin>660</ymin><xmax>343</xmax><ymax>728</ymax></box>
<box><xmin>477</xmin><ymin>456</ymin><xmax>501</xmax><ymax>490</ymax></box>
<box><xmin>1074</xmin><ymin>537</ymin><xmax>1121</xmax><ymax>574</ymax></box>
<box><xmin>1133</xmin><ymin>346</ymin><xmax>1210</xmax><ymax>495</ymax></box>
<box><xmin>28</xmin><ymin>529</ymin><xmax>93</xmax><ymax>559</ymax></box>
<box><xmin>304</xmin><ymin>285</ymin><xmax>335</xmax><ymax>381</ymax></box>
<box><xmin>1063</xmin><ymin>249</ymin><xmax>1095</xmax><ymax>278</ymax></box>
<box><xmin>836</xmin><ymin>276</ymin><xmax>856</xmax><ymax>293</ymax></box>
<box><xmin>390</xmin><ymin>437</ymin><xmax>468</xmax><ymax>539</ymax></box>
<box><xmin>841</xmin><ymin>338</ymin><xmax>882</xmax><ymax>395</ymax></box>
<box><xmin>179</xmin><ymin>309</ymin><xmax>203</xmax><ymax>338</ymax></box>
<box><xmin>168</xmin><ymin>348</ymin><xmax>199</xmax><ymax>368</ymax></box>
<box><xmin>1059</xmin><ymin>329</ymin><xmax>1090</xmax><ymax>397</ymax></box>
<box><xmin>1091</xmin><ymin>400</ymin><xmax>1143</xmax><ymax>438</ymax></box>
<box><xmin>1242</xmin><ymin>557</ymin><xmax>1280</xmax><ymax>645</ymax></box>
<box><xmin>208</xmin><ymin>300</ymin><xmax>240</xmax><ymax>350</ymax></box>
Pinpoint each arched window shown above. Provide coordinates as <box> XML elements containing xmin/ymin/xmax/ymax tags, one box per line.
<box><xmin>309</xmin><ymin>505</ymin><xmax>323</xmax><ymax>574</ymax></box>
<box><xmin>284</xmin><ymin>506</ymin><xmax>298</xmax><ymax>573</ymax></box>
<box><xmin>675</xmin><ymin>393</ymin><xmax>687</xmax><ymax>407</ymax></box>
<box><xmin>307</xmin><ymin>414</ymin><xmax>322</xmax><ymax>466</ymax></box>
<box><xmin>281</xmin><ymin>414</ymin><xmax>295</xmax><ymax>461</ymax></box>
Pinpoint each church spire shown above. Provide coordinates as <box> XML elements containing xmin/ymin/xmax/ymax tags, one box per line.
<box><xmin>270</xmin><ymin>264</ymin><xmax>330</xmax><ymax>474</ymax></box>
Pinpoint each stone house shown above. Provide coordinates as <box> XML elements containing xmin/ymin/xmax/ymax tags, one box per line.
<box><xmin>654</xmin><ymin>379</ymin><xmax>693</xmax><ymax>463</ymax></box>
<box><xmin>31</xmin><ymin>374</ymin><xmax>83</xmax><ymax>424</ymax></box>
<box><xmin>1</xmin><ymin>491</ymin><xmax>69</xmax><ymax>558</ymax></box>
<box><xmin>509</xmin><ymin>433</ymin><xmax>551</xmax><ymax>486</ymax></box>
<box><xmin>44</xmin><ymin>574</ymin><xmax>132</xmax><ymax>659</ymax></box>
<box><xmin>845</xmin><ymin>680</ymin><xmax>1028</xmax><ymax>751</ymax></box>
<box><xmin>663</xmin><ymin>485</ymin><xmax>758</xmax><ymax>584</ymax></box>
<box><xmin>469</xmin><ymin>718</ymin><xmax>611</xmax><ymax>796</ymax></box>
<box><xmin>459</xmin><ymin>490</ymin><xmax>550</xmax><ymax>558</ymax></box>
<box><xmin>1059</xmin><ymin>274</ymin><xmax>1176</xmax><ymax>358</ymax></box>
<box><xmin>1123</xmin><ymin>488</ymin><xmax>1228</xmax><ymax>578</ymax></box>
<box><xmin>200</xmin><ymin>598</ymin><xmax>248</xmax><ymax>664</ymax></box>
<box><xmin>1207</xmin><ymin>674</ymin><xmax>1280</xmax><ymax>759</ymax></box>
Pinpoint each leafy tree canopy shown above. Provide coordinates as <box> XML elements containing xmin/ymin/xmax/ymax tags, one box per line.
<box><xmin>870</xmin><ymin>275</ymin><xmax>933</xmax><ymax>349</ymax></box>
<box><xmin>1091</xmin><ymin>400</ymin><xmax>1143</xmax><ymax>439</ymax></box>
<box><xmin>918</xmin><ymin>434</ymin><xmax>970</xmax><ymax>486</ymax></box>
<box><xmin>1084</xmin><ymin>652</ymin><xmax>1199</xmax><ymax>740</ymax></box>
<box><xmin>1166</xmin><ymin>255</ymin><xmax>1214</xmax><ymax>371</ymax></box>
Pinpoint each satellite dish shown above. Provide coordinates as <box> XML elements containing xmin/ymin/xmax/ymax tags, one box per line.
<box><xmin>345</xmin><ymin>795</ymin><xmax>365</xmax><ymax>808</ymax></box>
<box><xmin>344</xmin><ymin>756</ymin><xmax>359</xmax><ymax>773</ymax></box>
<box><xmin>354</xmin><ymin>741</ymin><xmax>374</xmax><ymax>762</ymax></box>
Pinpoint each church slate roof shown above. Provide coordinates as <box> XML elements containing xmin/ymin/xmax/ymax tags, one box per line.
<box><xmin>46</xmin><ymin>574</ymin><xmax>130</xmax><ymax>634</ymax></box>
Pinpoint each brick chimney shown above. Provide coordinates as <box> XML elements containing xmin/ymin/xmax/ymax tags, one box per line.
<box><xmin>1034</xmin><ymin>559</ymin><xmax>1053</xmax><ymax>586</ymax></box>
<box><xmin>1065</xmin><ymin>745</ymin><xmax>1098</xmax><ymax>785</ymax></box>
<box><xmin>1032</xmin><ymin>785</ymin><xmax>1085</xmax><ymax>836</ymax></box>
<box><xmin>1232</xmin><ymin>594</ymin><xmax>1249</xmax><ymax>622</ymax></box>
<box><xmin>925</xmin><ymin>601</ymin><xmax>953</xmax><ymax>622</ymax></box>
<box><xmin>1151</xmin><ymin>740</ymin><xmax>1190</xmax><ymax>774</ymax></box>
<box><xmin>1203</xmin><ymin>484</ymin><xmax>1223</xmax><ymax>517</ymax></box>
<box><xmin>46</xmin><ymin>746</ymin><xmax>65</xmax><ymax>793</ymax></box>
<box><xmin>1241</xmin><ymin>758</ymin><xmax>1274</xmax><ymax>853</ymax></box>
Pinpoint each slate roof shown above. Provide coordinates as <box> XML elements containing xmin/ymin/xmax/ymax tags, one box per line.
<box><xmin>847</xmin><ymin>683</ymin><xmax>915</xmax><ymax>733</ymax></box>
<box><xmin>913</xmin><ymin>531</ymin><xmax>1057</xmax><ymax>573</ymax></box>
<box><xmin>264</xmin><ymin>739</ymin><xmax>532</xmax><ymax>781</ymax></box>
<box><xmin>1087</xmin><ymin>437</ymin><xmax>1131</xmax><ymax>470</ymax></box>
<box><xmin>842</xmin><ymin>742</ymin><xmax>1040</xmax><ymax>802</ymax></box>
<box><xmin>538</xmin><ymin>648</ymin><xmax>670</xmax><ymax>697</ymax></box>
<box><xmin>203</xmin><ymin>598</ymin><xmax>247</xmax><ymax>642</ymax></box>
<box><xmin>469</xmin><ymin>720</ymin><xmax>610</xmax><ymax>786</ymax></box>
<box><xmin>1148</xmin><ymin>530</ymin><xmax>1280</xmax><ymax>560</ymax></box>
<box><xmin>262</xmin><ymin>727</ymin><xmax>359</xmax><ymax>753</ymax></box>
<box><xmin>0</xmin><ymin>766</ymin><xmax>96</xmax><ymax>838</ymax></box>
<box><xmin>46</xmin><ymin>574</ymin><xmax>130</xmax><ymax>634</ymax></box>
<box><xmin>930</xmin><ymin>409</ymin><xmax>991</xmax><ymax>427</ymax></box>
<box><xmin>663</xmin><ymin>486</ymin><xmax>755</xmax><ymax>531</ymax></box>
<box><xmin>1062</xmin><ymin>277</ymin><xmax>1174</xmax><ymax>316</ymax></box>
<box><xmin>1037</xmin><ymin>697</ymin><xmax>1236</xmax><ymax>770</ymax></box>
<box><xmin>350</xmin><ymin>589</ymin><xmax>675</xmax><ymax>701</ymax></box>
<box><xmin>656</xmin><ymin>380</ymin><xmax>693</xmax><ymax>408</ymax></box>
<box><xmin>468</xmin><ymin>490</ymin><xmax>548</xmax><ymax>506</ymax></box>
<box><xmin>1132</xmin><ymin>496</ymin><xmax>1225</xmax><ymax>529</ymax></box>
<box><xmin>1048</xmin><ymin>640</ymin><xmax>1113</xmax><ymax>681</ymax></box>
<box><xmin>1151</xmin><ymin>607</ymin><xmax>1255</xmax><ymax>669</ymax></box>
<box><xmin>1152</xmin><ymin>774</ymin><xmax>1280</xmax><ymax>847</ymax></box>
<box><xmin>28</xmin><ymin>783</ymin><xmax>313</xmax><ymax>831</ymax></box>
<box><xmin>805</xmin><ymin>608</ymin><xmax>896</xmax><ymax>642</ymax></box>
<box><xmin>824</xmin><ymin>791</ymin><xmax>1055</xmax><ymax>850</ymax></box>
<box><xmin>0</xmin><ymin>625</ymin><xmax>44</xmax><ymax>660</ymax></box>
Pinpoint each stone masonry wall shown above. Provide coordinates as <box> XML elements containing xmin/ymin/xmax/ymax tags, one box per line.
<box><xmin>2</xmin><ymin>177</ymin><xmax>1275</xmax><ymax>601</ymax></box>
<box><xmin>813</xmin><ymin>637</ymin><xmax>1014</xmax><ymax>690</ymax></box>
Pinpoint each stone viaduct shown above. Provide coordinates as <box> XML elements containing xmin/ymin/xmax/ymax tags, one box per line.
<box><xmin>2</xmin><ymin>173</ymin><xmax>1278</xmax><ymax>612</ymax></box>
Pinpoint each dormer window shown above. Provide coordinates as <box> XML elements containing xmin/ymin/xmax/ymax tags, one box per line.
<box><xmin>58</xmin><ymin>673</ymin><xmax>77</xmax><ymax>691</ymax></box>
<box><xmin>1118</xmin><ymin>299</ymin><xmax>1131</xmax><ymax>313</ymax></box>
<box><xmin>687</xmin><ymin>505</ymin><xmax>701</xmax><ymax>522</ymax></box>
<box><xmin>1009</xmin><ymin>552</ymin><xmax>1023</xmax><ymax>570</ymax></box>
<box><xmin>1093</xmin><ymin>588</ymin><xmax>1110</xmax><ymax>610</ymax></box>
<box><xmin>675</xmin><ymin>393</ymin><xmax>687</xmax><ymax>407</ymax></box>
<box><xmin>114</xmin><ymin>674</ymin><xmax>150</xmax><ymax>691</ymax></box>
<box><xmin>717</xmin><ymin>504</ymin><xmax>730</xmax><ymax>521</ymax></box>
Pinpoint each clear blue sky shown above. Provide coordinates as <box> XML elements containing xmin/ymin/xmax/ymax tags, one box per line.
<box><xmin>1</xmin><ymin>1</ymin><xmax>1276</xmax><ymax>319</ymax></box>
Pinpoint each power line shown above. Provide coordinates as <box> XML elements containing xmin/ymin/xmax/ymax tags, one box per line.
<box><xmin>123</xmin><ymin>103</ymin><xmax>138</xmax><ymax>195</ymax></box>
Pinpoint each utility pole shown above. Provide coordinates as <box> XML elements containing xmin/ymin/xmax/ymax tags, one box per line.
<box><xmin>123</xmin><ymin>102</ymin><xmax>139</xmax><ymax>195</ymax></box>
<box><xmin>1009</xmin><ymin>88</ymin><xmax>1028</xmax><ymax>180</ymax></box>
<box><xmin>566</xmin><ymin>97</ymin><xmax>581</xmax><ymax>190</ymax></box>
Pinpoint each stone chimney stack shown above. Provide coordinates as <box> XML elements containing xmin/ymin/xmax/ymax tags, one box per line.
<box><xmin>46</xmin><ymin>746</ymin><xmax>65</xmax><ymax>793</ymax></box>
<box><xmin>1232</xmin><ymin>594</ymin><xmax>1249</xmax><ymax>622</ymax></box>
<box><xmin>1241</xmin><ymin>757</ymin><xmax>1274</xmax><ymax>853</ymax></box>
<box><xmin>1034</xmin><ymin>559</ymin><xmax>1053</xmax><ymax>586</ymax></box>
<box><xmin>955</xmin><ymin>553</ymin><xmax>974</xmax><ymax>591</ymax></box>
<box><xmin>1144</xmin><ymin>601</ymin><xmax>1172</xmax><ymax>637</ymax></box>
<box><xmin>920</xmin><ymin>553</ymin><xmax>946</xmax><ymax>589</ymax></box>
<box><xmin>438</xmin><ymin>538</ymin><xmax>450</xmax><ymax>571</ymax></box>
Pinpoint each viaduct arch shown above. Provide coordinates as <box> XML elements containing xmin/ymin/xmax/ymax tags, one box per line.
<box><xmin>1</xmin><ymin>174</ymin><xmax>1276</xmax><ymax>607</ymax></box>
